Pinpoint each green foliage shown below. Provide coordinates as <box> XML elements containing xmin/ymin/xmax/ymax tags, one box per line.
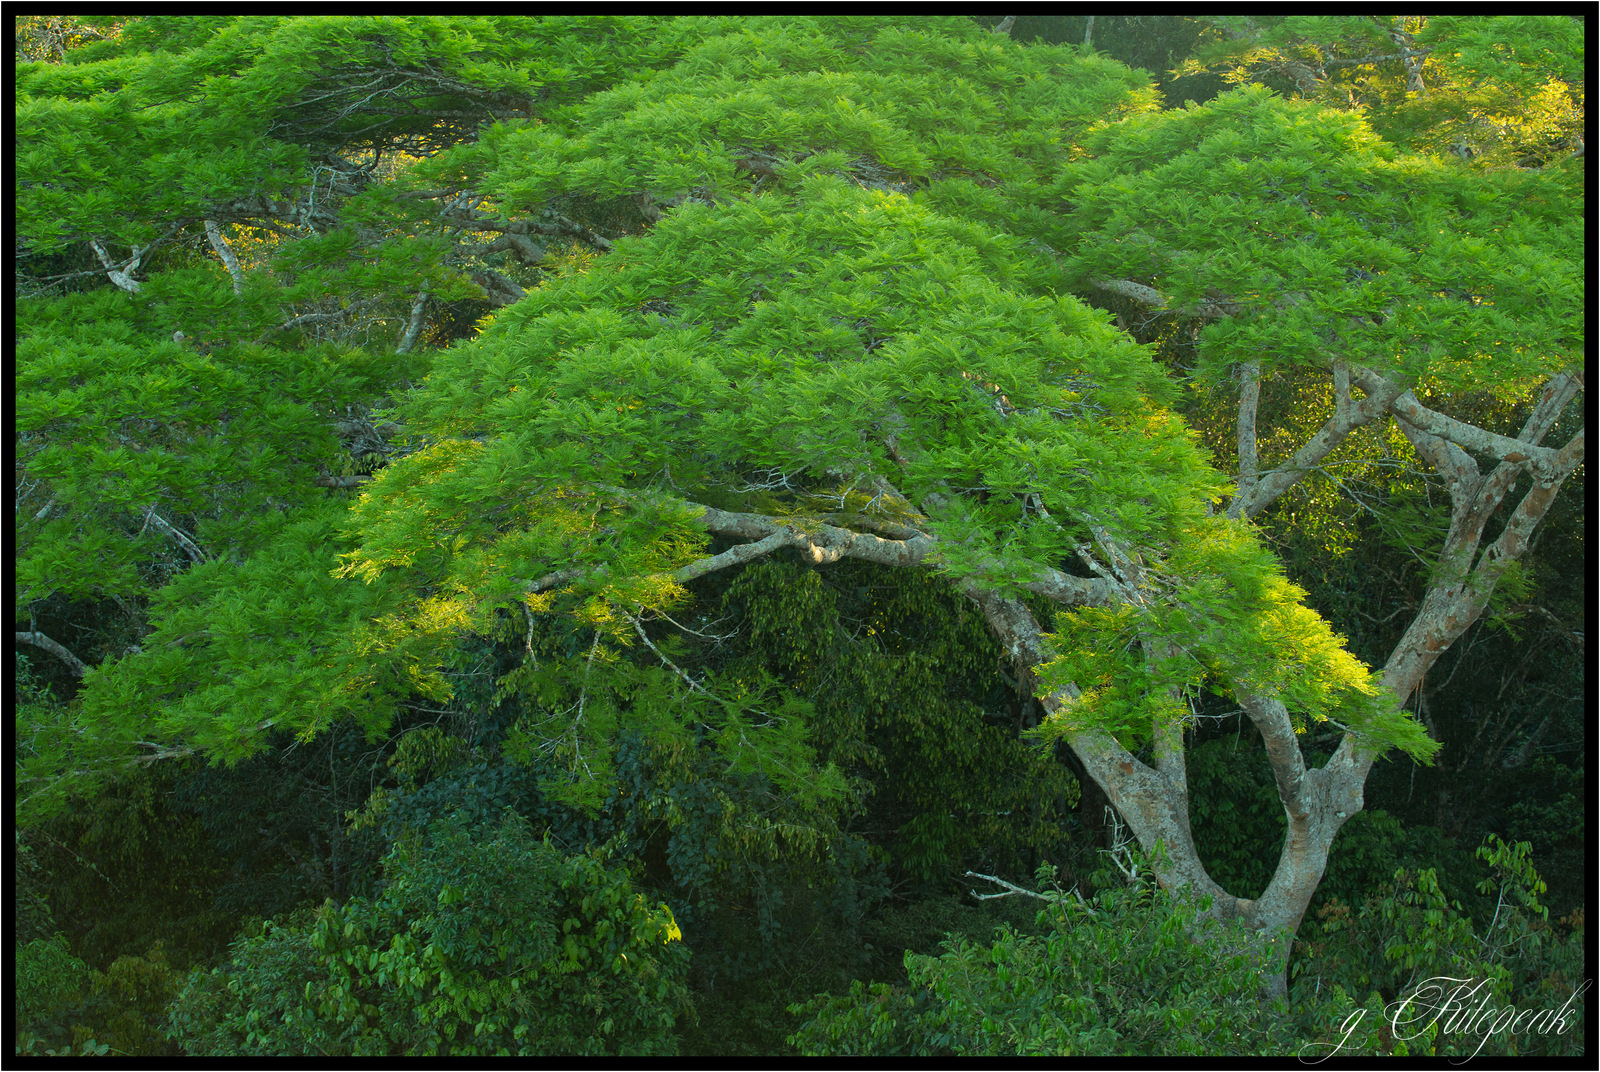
<box><xmin>338</xmin><ymin>133</ymin><xmax>1344</xmax><ymax>811</ymax></box>
<box><xmin>15</xmin><ymin>274</ymin><xmax>428</xmax><ymax>818</ymax></box>
<box><xmin>17</xmin><ymin>763</ymin><xmax>235</xmax><ymax>971</ymax></box>
<box><xmin>791</xmin><ymin>867</ymin><xmax>1294</xmax><ymax>1055</ymax></box>
<box><xmin>720</xmin><ymin>558</ymin><xmax>1078</xmax><ymax>883</ymax></box>
<box><xmin>173</xmin><ymin>720</ymin><xmax>394</xmax><ymax>919</ymax></box>
<box><xmin>359</xmin><ymin>715</ymin><xmax>884</xmax><ymax>1012</ymax></box>
<box><xmin>1475</xmin><ymin>833</ymin><xmax>1547</xmax><ymax>924</ymax></box>
<box><xmin>1178</xmin><ymin>16</ymin><xmax>1585</xmax><ymax>166</ymax></box>
<box><xmin>582</xmin><ymin>731</ymin><xmax>869</xmax><ymax>986</ymax></box>
<box><xmin>1036</xmin><ymin>518</ymin><xmax>1431</xmax><ymax>759</ymax></box>
<box><xmin>81</xmin><ymin>944</ymin><xmax>186</xmax><ymax>1057</ymax></box>
<box><xmin>679</xmin><ymin>885</ymin><xmax>1051</xmax><ymax>1056</ymax></box>
<box><xmin>1290</xmin><ymin>841</ymin><xmax>1585</xmax><ymax>1058</ymax></box>
<box><xmin>1184</xmin><ymin>737</ymin><xmax>1285</xmax><ymax>899</ymax></box>
<box><xmin>432</xmin><ymin>17</ymin><xmax>1155</xmax><ymax>230</ymax></box>
<box><xmin>12</xmin><ymin>827</ymin><xmax>57</xmax><ymax>948</ymax></box>
<box><xmin>1056</xmin><ymin>84</ymin><xmax>1581</xmax><ymax>395</ymax></box>
<box><xmin>14</xmin><ymin>16</ymin><xmax>131</xmax><ymax>64</ymax></box>
<box><xmin>19</xmin><ymin>508</ymin><xmax>405</xmax><ymax>819</ymax></box>
<box><xmin>858</xmin><ymin>886</ymin><xmax>1051</xmax><ymax>978</ymax></box>
<box><xmin>1501</xmin><ymin>757</ymin><xmax>1585</xmax><ymax>904</ymax></box>
<box><xmin>988</xmin><ymin>17</ymin><xmax>1230</xmax><ymax>108</ymax></box>
<box><xmin>1185</xmin><ymin>733</ymin><xmax>1480</xmax><ymax>914</ymax></box>
<box><xmin>15</xmin><ymin>16</ymin><xmax>717</xmax><ymax>253</ymax></box>
<box><xmin>14</xmin><ymin>935</ymin><xmax>184</xmax><ymax>1057</ymax></box>
<box><xmin>169</xmin><ymin>812</ymin><xmax>690</xmax><ymax>1056</ymax></box>
<box><xmin>1316</xmin><ymin>809</ymin><xmax>1481</xmax><ymax>918</ymax></box>
<box><xmin>15</xmin><ymin>935</ymin><xmax>92</xmax><ymax>1054</ymax></box>
<box><xmin>23</xmin><ymin>15</ymin><xmax>1448</xmax><ymax>879</ymax></box>
<box><xmin>791</xmin><ymin>847</ymin><xmax>1586</xmax><ymax>1058</ymax></box>
<box><xmin>12</xmin><ymin>16</ymin><xmax>1584</xmax><ymax>1057</ymax></box>
<box><xmin>16</xmin><ymin>290</ymin><xmax>408</xmax><ymax>604</ymax></box>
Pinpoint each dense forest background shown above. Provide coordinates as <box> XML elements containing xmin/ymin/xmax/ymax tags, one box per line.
<box><xmin>14</xmin><ymin>15</ymin><xmax>1585</xmax><ymax>1057</ymax></box>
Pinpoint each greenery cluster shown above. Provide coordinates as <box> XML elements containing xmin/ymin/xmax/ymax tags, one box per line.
<box><xmin>1177</xmin><ymin>16</ymin><xmax>1584</xmax><ymax>167</ymax></box>
<box><xmin>14</xmin><ymin>14</ymin><xmax>1584</xmax><ymax>1057</ymax></box>
<box><xmin>792</xmin><ymin>866</ymin><xmax>1295</xmax><ymax>1056</ymax></box>
<box><xmin>793</xmin><ymin>837</ymin><xmax>1584</xmax><ymax>1058</ymax></box>
<box><xmin>165</xmin><ymin>814</ymin><xmax>689</xmax><ymax>1056</ymax></box>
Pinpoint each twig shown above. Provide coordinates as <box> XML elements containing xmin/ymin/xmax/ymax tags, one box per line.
<box><xmin>964</xmin><ymin>870</ymin><xmax>1095</xmax><ymax>915</ymax></box>
<box><xmin>626</xmin><ymin>607</ymin><xmax>712</xmax><ymax>697</ymax></box>
<box><xmin>648</xmin><ymin>607</ymin><xmax>738</xmax><ymax>643</ymax></box>
<box><xmin>1100</xmin><ymin>806</ymin><xmax>1145</xmax><ymax>885</ymax></box>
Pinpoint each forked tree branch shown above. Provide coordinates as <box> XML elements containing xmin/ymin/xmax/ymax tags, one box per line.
<box><xmin>141</xmin><ymin>506</ymin><xmax>209</xmax><ymax>563</ymax></box>
<box><xmin>90</xmin><ymin>238</ymin><xmax>145</xmax><ymax>293</ymax></box>
<box><xmin>1352</xmin><ymin>369</ymin><xmax>1571</xmax><ymax>475</ymax></box>
<box><xmin>965</xmin><ymin>870</ymin><xmax>1095</xmax><ymax>913</ymax></box>
<box><xmin>1381</xmin><ymin>422</ymin><xmax>1585</xmax><ymax>704</ymax></box>
<box><xmin>1097</xmin><ymin>275</ymin><xmax>1578</xmax><ymax>520</ymax></box>
<box><xmin>1230</xmin><ymin>372</ymin><xmax>1404</xmax><ymax>519</ymax></box>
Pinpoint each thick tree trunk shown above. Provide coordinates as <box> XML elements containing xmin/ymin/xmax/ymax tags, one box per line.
<box><xmin>1054</xmin><ymin>701</ymin><xmax>1371</xmax><ymax>1001</ymax></box>
<box><xmin>964</xmin><ymin>587</ymin><xmax>1364</xmax><ymax>1000</ymax></box>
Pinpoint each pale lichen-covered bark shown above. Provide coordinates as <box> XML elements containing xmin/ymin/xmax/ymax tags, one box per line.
<box><xmin>965</xmin><ymin>584</ymin><xmax>1367</xmax><ymax>1000</ymax></box>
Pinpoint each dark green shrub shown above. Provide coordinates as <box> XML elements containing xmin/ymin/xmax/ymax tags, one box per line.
<box><xmin>1290</xmin><ymin>836</ymin><xmax>1586</xmax><ymax>1058</ymax></box>
<box><xmin>169</xmin><ymin>812</ymin><xmax>690</xmax><ymax>1056</ymax></box>
<box><xmin>790</xmin><ymin>867</ymin><xmax>1294</xmax><ymax>1056</ymax></box>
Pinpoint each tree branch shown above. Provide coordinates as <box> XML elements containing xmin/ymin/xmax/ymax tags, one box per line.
<box><xmin>141</xmin><ymin>505</ymin><xmax>209</xmax><ymax>563</ymax></box>
<box><xmin>468</xmin><ymin>268</ymin><xmax>527</xmax><ymax>308</ymax></box>
<box><xmin>1235</xmin><ymin>359</ymin><xmax>1261</xmax><ymax>508</ymax></box>
<box><xmin>253</xmin><ymin>298</ymin><xmax>380</xmax><ymax>346</ymax></box>
<box><xmin>1234</xmin><ymin>685</ymin><xmax>1314</xmax><ymax>820</ymax></box>
<box><xmin>1090</xmin><ymin>277</ymin><xmax>1241</xmax><ymax>319</ymax></box>
<box><xmin>1385</xmin><ymin>20</ymin><xmax>1428</xmax><ymax>94</ymax></box>
<box><xmin>512</xmin><ymin>491</ymin><xmax>1113</xmax><ymax>608</ymax></box>
<box><xmin>1353</xmin><ymin>369</ymin><xmax>1568</xmax><ymax>476</ymax></box>
<box><xmin>89</xmin><ymin>238</ymin><xmax>145</xmax><ymax>293</ymax></box>
<box><xmin>204</xmin><ymin>219</ymin><xmax>245</xmax><ymax>295</ymax></box>
<box><xmin>472</xmin><ymin>232</ymin><xmax>545</xmax><ymax>265</ymax></box>
<box><xmin>1381</xmin><ymin>424</ymin><xmax>1585</xmax><ymax>704</ymax></box>
<box><xmin>1230</xmin><ymin>370</ymin><xmax>1404</xmax><ymax>519</ymax></box>
<box><xmin>1087</xmin><ymin>276</ymin><xmax>1577</xmax><ymax>518</ymax></box>
<box><xmin>16</xmin><ymin>630</ymin><xmax>89</xmax><ymax>678</ymax></box>
<box><xmin>395</xmin><ymin>289</ymin><xmax>429</xmax><ymax>354</ymax></box>
<box><xmin>965</xmin><ymin>870</ymin><xmax>1094</xmax><ymax>913</ymax></box>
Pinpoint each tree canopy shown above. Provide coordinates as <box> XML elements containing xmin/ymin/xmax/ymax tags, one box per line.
<box><xmin>14</xmin><ymin>14</ymin><xmax>1585</xmax><ymax>1057</ymax></box>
